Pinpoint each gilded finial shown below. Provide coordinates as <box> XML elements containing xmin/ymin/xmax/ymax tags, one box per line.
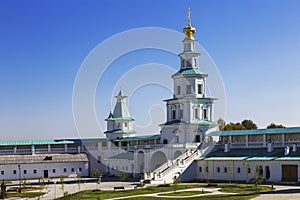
<box><xmin>187</xmin><ymin>7</ymin><xmax>191</xmax><ymax>25</ymax></box>
<box><xmin>183</xmin><ymin>7</ymin><xmax>196</xmax><ymax>39</ymax></box>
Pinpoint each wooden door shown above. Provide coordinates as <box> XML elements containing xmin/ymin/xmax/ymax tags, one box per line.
<box><xmin>282</xmin><ymin>165</ymin><xmax>298</xmax><ymax>182</ymax></box>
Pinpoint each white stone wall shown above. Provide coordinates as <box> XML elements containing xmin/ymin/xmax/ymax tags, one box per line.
<box><xmin>194</xmin><ymin>160</ymin><xmax>300</xmax><ymax>183</ymax></box>
<box><xmin>0</xmin><ymin>162</ymin><xmax>88</xmax><ymax>180</ymax></box>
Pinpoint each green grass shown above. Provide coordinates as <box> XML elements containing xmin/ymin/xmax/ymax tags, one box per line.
<box><xmin>159</xmin><ymin>190</ymin><xmax>211</xmax><ymax>196</ymax></box>
<box><xmin>56</xmin><ymin>184</ymin><xmax>207</xmax><ymax>200</ymax></box>
<box><xmin>7</xmin><ymin>192</ymin><xmax>45</xmax><ymax>198</ymax></box>
<box><xmin>7</xmin><ymin>186</ymin><xmax>44</xmax><ymax>192</ymax></box>
<box><xmin>219</xmin><ymin>184</ymin><xmax>273</xmax><ymax>194</ymax></box>
<box><xmin>56</xmin><ymin>183</ymin><xmax>274</xmax><ymax>200</ymax></box>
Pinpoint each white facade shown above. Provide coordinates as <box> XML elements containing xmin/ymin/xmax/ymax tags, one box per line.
<box><xmin>195</xmin><ymin>159</ymin><xmax>300</xmax><ymax>183</ymax></box>
<box><xmin>0</xmin><ymin>153</ymin><xmax>88</xmax><ymax>180</ymax></box>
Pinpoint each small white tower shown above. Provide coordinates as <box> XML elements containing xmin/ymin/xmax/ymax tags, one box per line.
<box><xmin>160</xmin><ymin>8</ymin><xmax>218</xmax><ymax>144</ymax></box>
<box><xmin>105</xmin><ymin>90</ymin><xmax>135</xmax><ymax>140</ymax></box>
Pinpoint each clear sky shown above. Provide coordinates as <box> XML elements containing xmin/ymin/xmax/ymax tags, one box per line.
<box><xmin>0</xmin><ymin>0</ymin><xmax>300</xmax><ymax>140</ymax></box>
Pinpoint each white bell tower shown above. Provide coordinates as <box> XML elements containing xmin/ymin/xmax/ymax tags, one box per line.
<box><xmin>160</xmin><ymin>8</ymin><xmax>218</xmax><ymax>144</ymax></box>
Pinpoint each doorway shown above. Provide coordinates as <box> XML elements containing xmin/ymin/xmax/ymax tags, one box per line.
<box><xmin>282</xmin><ymin>165</ymin><xmax>298</xmax><ymax>182</ymax></box>
<box><xmin>44</xmin><ymin>170</ymin><xmax>48</xmax><ymax>178</ymax></box>
<box><xmin>195</xmin><ymin>135</ymin><xmax>201</xmax><ymax>142</ymax></box>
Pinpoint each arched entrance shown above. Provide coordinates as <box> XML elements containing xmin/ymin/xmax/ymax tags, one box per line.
<box><xmin>137</xmin><ymin>151</ymin><xmax>145</xmax><ymax>175</ymax></box>
<box><xmin>174</xmin><ymin>150</ymin><xmax>182</xmax><ymax>159</ymax></box>
<box><xmin>265</xmin><ymin>166</ymin><xmax>270</xmax><ymax>180</ymax></box>
<box><xmin>151</xmin><ymin>151</ymin><xmax>167</xmax><ymax>171</ymax></box>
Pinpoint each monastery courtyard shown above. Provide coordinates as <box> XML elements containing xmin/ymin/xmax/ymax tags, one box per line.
<box><xmin>3</xmin><ymin>178</ymin><xmax>300</xmax><ymax>200</ymax></box>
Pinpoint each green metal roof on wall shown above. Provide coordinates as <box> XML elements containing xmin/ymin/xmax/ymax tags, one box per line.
<box><xmin>196</xmin><ymin>147</ymin><xmax>300</xmax><ymax>162</ymax></box>
<box><xmin>115</xmin><ymin>134</ymin><xmax>161</xmax><ymax>142</ymax></box>
<box><xmin>203</xmin><ymin>157</ymin><xmax>248</xmax><ymax>161</ymax></box>
<box><xmin>246</xmin><ymin>157</ymin><xmax>276</xmax><ymax>161</ymax></box>
<box><xmin>0</xmin><ymin>140</ymin><xmax>75</xmax><ymax>146</ymax></box>
<box><xmin>105</xmin><ymin>152</ymin><xmax>134</xmax><ymax>160</ymax></box>
<box><xmin>208</xmin><ymin>127</ymin><xmax>300</xmax><ymax>136</ymax></box>
<box><xmin>172</xmin><ymin>68</ymin><xmax>208</xmax><ymax>77</ymax></box>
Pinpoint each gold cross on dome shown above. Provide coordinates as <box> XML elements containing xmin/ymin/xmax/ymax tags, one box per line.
<box><xmin>187</xmin><ymin>7</ymin><xmax>191</xmax><ymax>25</ymax></box>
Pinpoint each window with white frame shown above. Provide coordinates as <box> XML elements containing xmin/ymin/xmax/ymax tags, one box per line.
<box><xmin>197</xmin><ymin>84</ymin><xmax>203</xmax><ymax>94</ymax></box>
<box><xmin>180</xmin><ymin>108</ymin><xmax>183</xmax><ymax>119</ymax></box>
<box><xmin>186</xmin><ymin>85</ymin><xmax>192</xmax><ymax>94</ymax></box>
<box><xmin>171</xmin><ymin>106</ymin><xmax>176</xmax><ymax>120</ymax></box>
<box><xmin>174</xmin><ymin>134</ymin><xmax>179</xmax><ymax>143</ymax></box>
<box><xmin>203</xmin><ymin>109</ymin><xmax>207</xmax><ymax>119</ymax></box>
<box><xmin>177</xmin><ymin>85</ymin><xmax>181</xmax><ymax>95</ymax></box>
<box><xmin>195</xmin><ymin>108</ymin><xmax>199</xmax><ymax>119</ymax></box>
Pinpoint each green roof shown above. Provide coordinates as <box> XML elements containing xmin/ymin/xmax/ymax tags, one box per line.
<box><xmin>0</xmin><ymin>140</ymin><xmax>75</xmax><ymax>146</ymax></box>
<box><xmin>275</xmin><ymin>157</ymin><xmax>300</xmax><ymax>161</ymax></box>
<box><xmin>203</xmin><ymin>157</ymin><xmax>247</xmax><ymax>161</ymax></box>
<box><xmin>197</xmin><ymin>147</ymin><xmax>300</xmax><ymax>162</ymax></box>
<box><xmin>105</xmin><ymin>90</ymin><xmax>133</xmax><ymax>121</ymax></box>
<box><xmin>246</xmin><ymin>157</ymin><xmax>276</xmax><ymax>161</ymax></box>
<box><xmin>115</xmin><ymin>134</ymin><xmax>160</xmax><ymax>142</ymax></box>
<box><xmin>172</xmin><ymin>68</ymin><xmax>208</xmax><ymax>77</ymax></box>
<box><xmin>105</xmin><ymin>152</ymin><xmax>134</xmax><ymax>161</ymax></box>
<box><xmin>209</xmin><ymin>127</ymin><xmax>300</xmax><ymax>136</ymax></box>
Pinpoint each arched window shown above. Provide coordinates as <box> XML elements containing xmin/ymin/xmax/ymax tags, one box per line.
<box><xmin>248</xmin><ymin>167</ymin><xmax>251</xmax><ymax>173</ymax></box>
<box><xmin>195</xmin><ymin>108</ymin><xmax>199</xmax><ymax>119</ymax></box>
<box><xmin>265</xmin><ymin>166</ymin><xmax>270</xmax><ymax>180</ymax></box>
<box><xmin>171</xmin><ymin>105</ymin><xmax>176</xmax><ymax>120</ymax></box>
<box><xmin>174</xmin><ymin>135</ymin><xmax>179</xmax><ymax>143</ymax></box>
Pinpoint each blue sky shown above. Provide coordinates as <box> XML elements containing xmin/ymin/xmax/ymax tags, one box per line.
<box><xmin>0</xmin><ymin>0</ymin><xmax>300</xmax><ymax>140</ymax></box>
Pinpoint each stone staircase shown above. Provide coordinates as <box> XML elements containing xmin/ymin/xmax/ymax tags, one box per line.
<box><xmin>146</xmin><ymin>142</ymin><xmax>216</xmax><ymax>184</ymax></box>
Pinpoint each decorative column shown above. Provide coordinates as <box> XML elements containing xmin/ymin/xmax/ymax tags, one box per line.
<box><xmin>282</xmin><ymin>134</ymin><xmax>285</xmax><ymax>147</ymax></box>
<box><xmin>31</xmin><ymin>145</ymin><xmax>35</xmax><ymax>155</ymax></box>
<box><xmin>263</xmin><ymin>134</ymin><xmax>267</xmax><ymax>147</ymax></box>
<box><xmin>64</xmin><ymin>143</ymin><xmax>68</xmax><ymax>152</ymax></box>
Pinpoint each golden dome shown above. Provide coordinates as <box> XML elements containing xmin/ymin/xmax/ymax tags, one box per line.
<box><xmin>183</xmin><ymin>7</ymin><xmax>196</xmax><ymax>39</ymax></box>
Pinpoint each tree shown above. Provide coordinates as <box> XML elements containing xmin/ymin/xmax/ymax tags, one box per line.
<box><xmin>217</xmin><ymin>118</ymin><xmax>226</xmax><ymax>131</ymax></box>
<box><xmin>76</xmin><ymin>171</ymin><xmax>81</xmax><ymax>200</ymax></box>
<box><xmin>60</xmin><ymin>175</ymin><xmax>67</xmax><ymax>197</ymax></box>
<box><xmin>223</xmin><ymin>119</ymin><xmax>258</xmax><ymax>131</ymax></box>
<box><xmin>223</xmin><ymin>122</ymin><xmax>246</xmax><ymax>131</ymax></box>
<box><xmin>267</xmin><ymin>123</ymin><xmax>285</xmax><ymax>129</ymax></box>
<box><xmin>242</xmin><ymin>119</ymin><xmax>257</xmax><ymax>130</ymax></box>
<box><xmin>172</xmin><ymin>176</ymin><xmax>181</xmax><ymax>192</ymax></box>
<box><xmin>118</xmin><ymin>170</ymin><xmax>126</xmax><ymax>186</ymax></box>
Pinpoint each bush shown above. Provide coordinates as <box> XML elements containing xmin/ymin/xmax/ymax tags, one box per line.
<box><xmin>157</xmin><ymin>184</ymin><xmax>170</xmax><ymax>187</ymax></box>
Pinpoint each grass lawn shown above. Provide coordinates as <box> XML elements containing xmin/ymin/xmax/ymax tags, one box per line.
<box><xmin>56</xmin><ymin>183</ymin><xmax>273</xmax><ymax>200</ymax></box>
<box><xmin>7</xmin><ymin>192</ymin><xmax>45</xmax><ymax>198</ymax></box>
<box><xmin>56</xmin><ymin>184</ymin><xmax>207</xmax><ymax>200</ymax></box>
<box><xmin>159</xmin><ymin>190</ymin><xmax>211</xmax><ymax>196</ymax></box>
